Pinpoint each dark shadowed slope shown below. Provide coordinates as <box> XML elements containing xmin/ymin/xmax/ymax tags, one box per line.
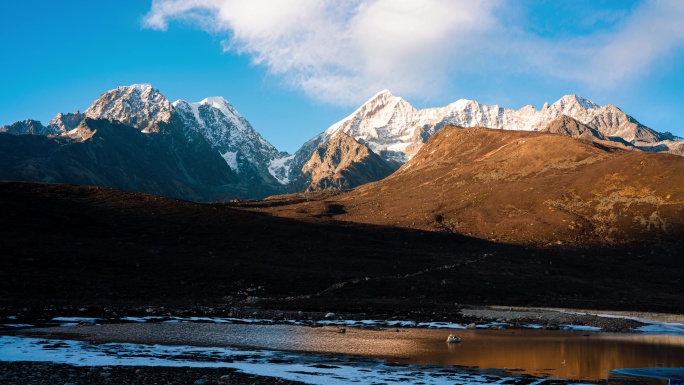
<box><xmin>0</xmin><ymin>118</ymin><xmax>249</xmax><ymax>201</ymax></box>
<box><xmin>2</xmin><ymin>180</ymin><xmax>681</xmax><ymax>317</ymax></box>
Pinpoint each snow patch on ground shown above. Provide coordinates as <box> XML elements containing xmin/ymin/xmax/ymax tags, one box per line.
<box><xmin>568</xmin><ymin>312</ymin><xmax>684</xmax><ymax>334</ymax></box>
<box><xmin>560</xmin><ymin>324</ymin><xmax>602</xmax><ymax>332</ymax></box>
<box><xmin>636</xmin><ymin>323</ymin><xmax>684</xmax><ymax>334</ymax></box>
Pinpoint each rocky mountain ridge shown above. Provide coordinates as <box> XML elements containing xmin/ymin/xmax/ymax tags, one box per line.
<box><xmin>296</xmin><ymin>91</ymin><xmax>677</xmax><ymax>170</ymax></box>
<box><xmin>1</xmin><ymin>84</ymin><xmax>289</xmax><ymax>198</ymax></box>
<box><xmin>2</xmin><ymin>85</ymin><xmax>681</xmax><ymax>199</ymax></box>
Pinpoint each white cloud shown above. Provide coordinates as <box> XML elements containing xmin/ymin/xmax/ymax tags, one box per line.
<box><xmin>507</xmin><ymin>0</ymin><xmax>684</xmax><ymax>89</ymax></box>
<box><xmin>143</xmin><ymin>0</ymin><xmax>684</xmax><ymax>104</ymax></box>
<box><xmin>583</xmin><ymin>0</ymin><xmax>684</xmax><ymax>86</ymax></box>
<box><xmin>144</xmin><ymin>0</ymin><xmax>500</xmax><ymax>104</ymax></box>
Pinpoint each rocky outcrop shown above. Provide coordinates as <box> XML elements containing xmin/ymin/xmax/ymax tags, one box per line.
<box><xmin>47</xmin><ymin>111</ymin><xmax>85</xmax><ymax>133</ymax></box>
<box><xmin>294</xmin><ymin>132</ymin><xmax>397</xmax><ymax>192</ymax></box>
<box><xmin>83</xmin><ymin>84</ymin><xmax>173</xmax><ymax>132</ymax></box>
<box><xmin>0</xmin><ymin>119</ymin><xmax>57</xmax><ymax>136</ymax></box>
<box><xmin>542</xmin><ymin>115</ymin><xmax>606</xmax><ymax>141</ymax></box>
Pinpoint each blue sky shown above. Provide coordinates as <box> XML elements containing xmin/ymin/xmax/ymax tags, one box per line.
<box><xmin>1</xmin><ymin>0</ymin><xmax>683</xmax><ymax>153</ymax></box>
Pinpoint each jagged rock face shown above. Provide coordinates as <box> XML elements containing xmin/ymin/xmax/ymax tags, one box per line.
<box><xmin>84</xmin><ymin>84</ymin><xmax>173</xmax><ymax>132</ymax></box>
<box><xmin>47</xmin><ymin>111</ymin><xmax>85</xmax><ymax>134</ymax></box>
<box><xmin>82</xmin><ymin>85</ymin><xmax>288</xmax><ymax>195</ymax></box>
<box><xmin>0</xmin><ymin>119</ymin><xmax>56</xmax><ymax>136</ymax></box>
<box><xmin>585</xmin><ymin>104</ymin><xmax>666</xmax><ymax>144</ymax></box>
<box><xmin>295</xmin><ymin>132</ymin><xmax>397</xmax><ymax>192</ymax></box>
<box><xmin>542</xmin><ymin>115</ymin><xmax>606</xmax><ymax>141</ymax></box>
<box><xmin>638</xmin><ymin>140</ymin><xmax>684</xmax><ymax>155</ymax></box>
<box><xmin>287</xmin><ymin>90</ymin><xmax>420</xmax><ymax>184</ymax></box>
<box><xmin>173</xmin><ymin>97</ymin><xmax>288</xmax><ymax>197</ymax></box>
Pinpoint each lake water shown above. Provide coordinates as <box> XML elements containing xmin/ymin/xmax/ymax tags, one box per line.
<box><xmin>24</xmin><ymin>322</ymin><xmax>684</xmax><ymax>382</ymax></box>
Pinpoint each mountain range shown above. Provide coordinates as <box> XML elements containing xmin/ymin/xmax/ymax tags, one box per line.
<box><xmin>1</xmin><ymin>84</ymin><xmax>681</xmax><ymax>200</ymax></box>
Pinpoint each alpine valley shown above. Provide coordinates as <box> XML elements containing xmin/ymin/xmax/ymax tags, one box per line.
<box><xmin>2</xmin><ymin>85</ymin><xmax>684</xmax><ymax>378</ymax></box>
<box><xmin>1</xmin><ymin>84</ymin><xmax>682</xmax><ymax>201</ymax></box>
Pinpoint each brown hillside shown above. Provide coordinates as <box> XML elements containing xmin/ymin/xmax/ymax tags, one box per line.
<box><xmin>259</xmin><ymin>126</ymin><xmax>684</xmax><ymax>247</ymax></box>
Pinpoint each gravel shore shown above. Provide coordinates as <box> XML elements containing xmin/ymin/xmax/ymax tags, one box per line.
<box><xmin>0</xmin><ymin>362</ymin><xmax>305</xmax><ymax>385</ymax></box>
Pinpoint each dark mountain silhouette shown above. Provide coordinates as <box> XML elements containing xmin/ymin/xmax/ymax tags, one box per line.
<box><xmin>0</xmin><ymin>117</ymin><xmax>244</xmax><ymax>201</ymax></box>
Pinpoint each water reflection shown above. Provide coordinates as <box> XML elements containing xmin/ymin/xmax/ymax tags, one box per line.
<box><xmin>27</xmin><ymin>323</ymin><xmax>684</xmax><ymax>381</ymax></box>
<box><xmin>385</xmin><ymin>329</ymin><xmax>684</xmax><ymax>381</ymax></box>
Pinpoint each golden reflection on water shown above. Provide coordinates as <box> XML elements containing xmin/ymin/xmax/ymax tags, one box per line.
<box><xmin>300</xmin><ymin>328</ymin><xmax>684</xmax><ymax>381</ymax></box>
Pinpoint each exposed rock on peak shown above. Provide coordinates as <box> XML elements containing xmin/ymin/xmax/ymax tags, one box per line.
<box><xmin>553</xmin><ymin>94</ymin><xmax>600</xmax><ymax>111</ymax></box>
<box><xmin>47</xmin><ymin>111</ymin><xmax>85</xmax><ymax>134</ymax></box>
<box><xmin>295</xmin><ymin>132</ymin><xmax>397</xmax><ymax>192</ymax></box>
<box><xmin>0</xmin><ymin>119</ymin><xmax>55</xmax><ymax>136</ymax></box>
<box><xmin>542</xmin><ymin>115</ymin><xmax>605</xmax><ymax>141</ymax></box>
<box><xmin>173</xmin><ymin>96</ymin><xmax>288</xmax><ymax>196</ymax></box>
<box><xmin>84</xmin><ymin>84</ymin><xmax>173</xmax><ymax>132</ymax></box>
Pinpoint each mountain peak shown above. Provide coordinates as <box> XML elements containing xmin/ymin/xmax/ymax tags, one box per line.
<box><xmin>85</xmin><ymin>84</ymin><xmax>172</xmax><ymax>131</ymax></box>
<box><xmin>197</xmin><ymin>96</ymin><xmax>233</xmax><ymax>110</ymax></box>
<box><xmin>0</xmin><ymin>119</ymin><xmax>54</xmax><ymax>136</ymax></box>
<box><xmin>47</xmin><ymin>110</ymin><xmax>84</xmax><ymax>133</ymax></box>
<box><xmin>189</xmin><ymin>96</ymin><xmax>243</xmax><ymax>121</ymax></box>
<box><xmin>296</xmin><ymin>129</ymin><xmax>396</xmax><ymax>192</ymax></box>
<box><xmin>367</xmin><ymin>89</ymin><xmax>400</xmax><ymax>103</ymax></box>
<box><xmin>118</xmin><ymin>83</ymin><xmax>156</xmax><ymax>93</ymax></box>
<box><xmin>555</xmin><ymin>94</ymin><xmax>599</xmax><ymax>110</ymax></box>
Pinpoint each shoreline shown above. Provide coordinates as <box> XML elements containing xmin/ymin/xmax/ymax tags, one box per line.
<box><xmin>3</xmin><ymin>305</ymin><xmax>682</xmax><ymax>334</ymax></box>
<box><xmin>0</xmin><ymin>332</ymin><xmax>661</xmax><ymax>385</ymax></box>
<box><xmin>3</xmin><ymin>305</ymin><xmax>681</xmax><ymax>385</ymax></box>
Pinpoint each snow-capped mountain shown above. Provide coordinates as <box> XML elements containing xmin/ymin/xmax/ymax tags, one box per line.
<box><xmin>2</xmin><ymin>84</ymin><xmax>680</xmax><ymax>199</ymax></box>
<box><xmin>83</xmin><ymin>84</ymin><xmax>173</xmax><ymax>133</ymax></box>
<box><xmin>291</xmin><ymin>91</ymin><xmax>676</xmax><ymax>178</ymax></box>
<box><xmin>0</xmin><ymin>84</ymin><xmax>290</xmax><ymax>198</ymax></box>
<box><xmin>85</xmin><ymin>85</ymin><xmax>290</xmax><ymax>193</ymax></box>
<box><xmin>173</xmin><ymin>97</ymin><xmax>290</xmax><ymax>187</ymax></box>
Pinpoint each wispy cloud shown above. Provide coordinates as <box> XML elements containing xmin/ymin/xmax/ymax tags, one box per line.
<box><xmin>582</xmin><ymin>0</ymin><xmax>684</xmax><ymax>86</ymax></box>
<box><xmin>144</xmin><ymin>0</ymin><xmax>684</xmax><ymax>104</ymax></box>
